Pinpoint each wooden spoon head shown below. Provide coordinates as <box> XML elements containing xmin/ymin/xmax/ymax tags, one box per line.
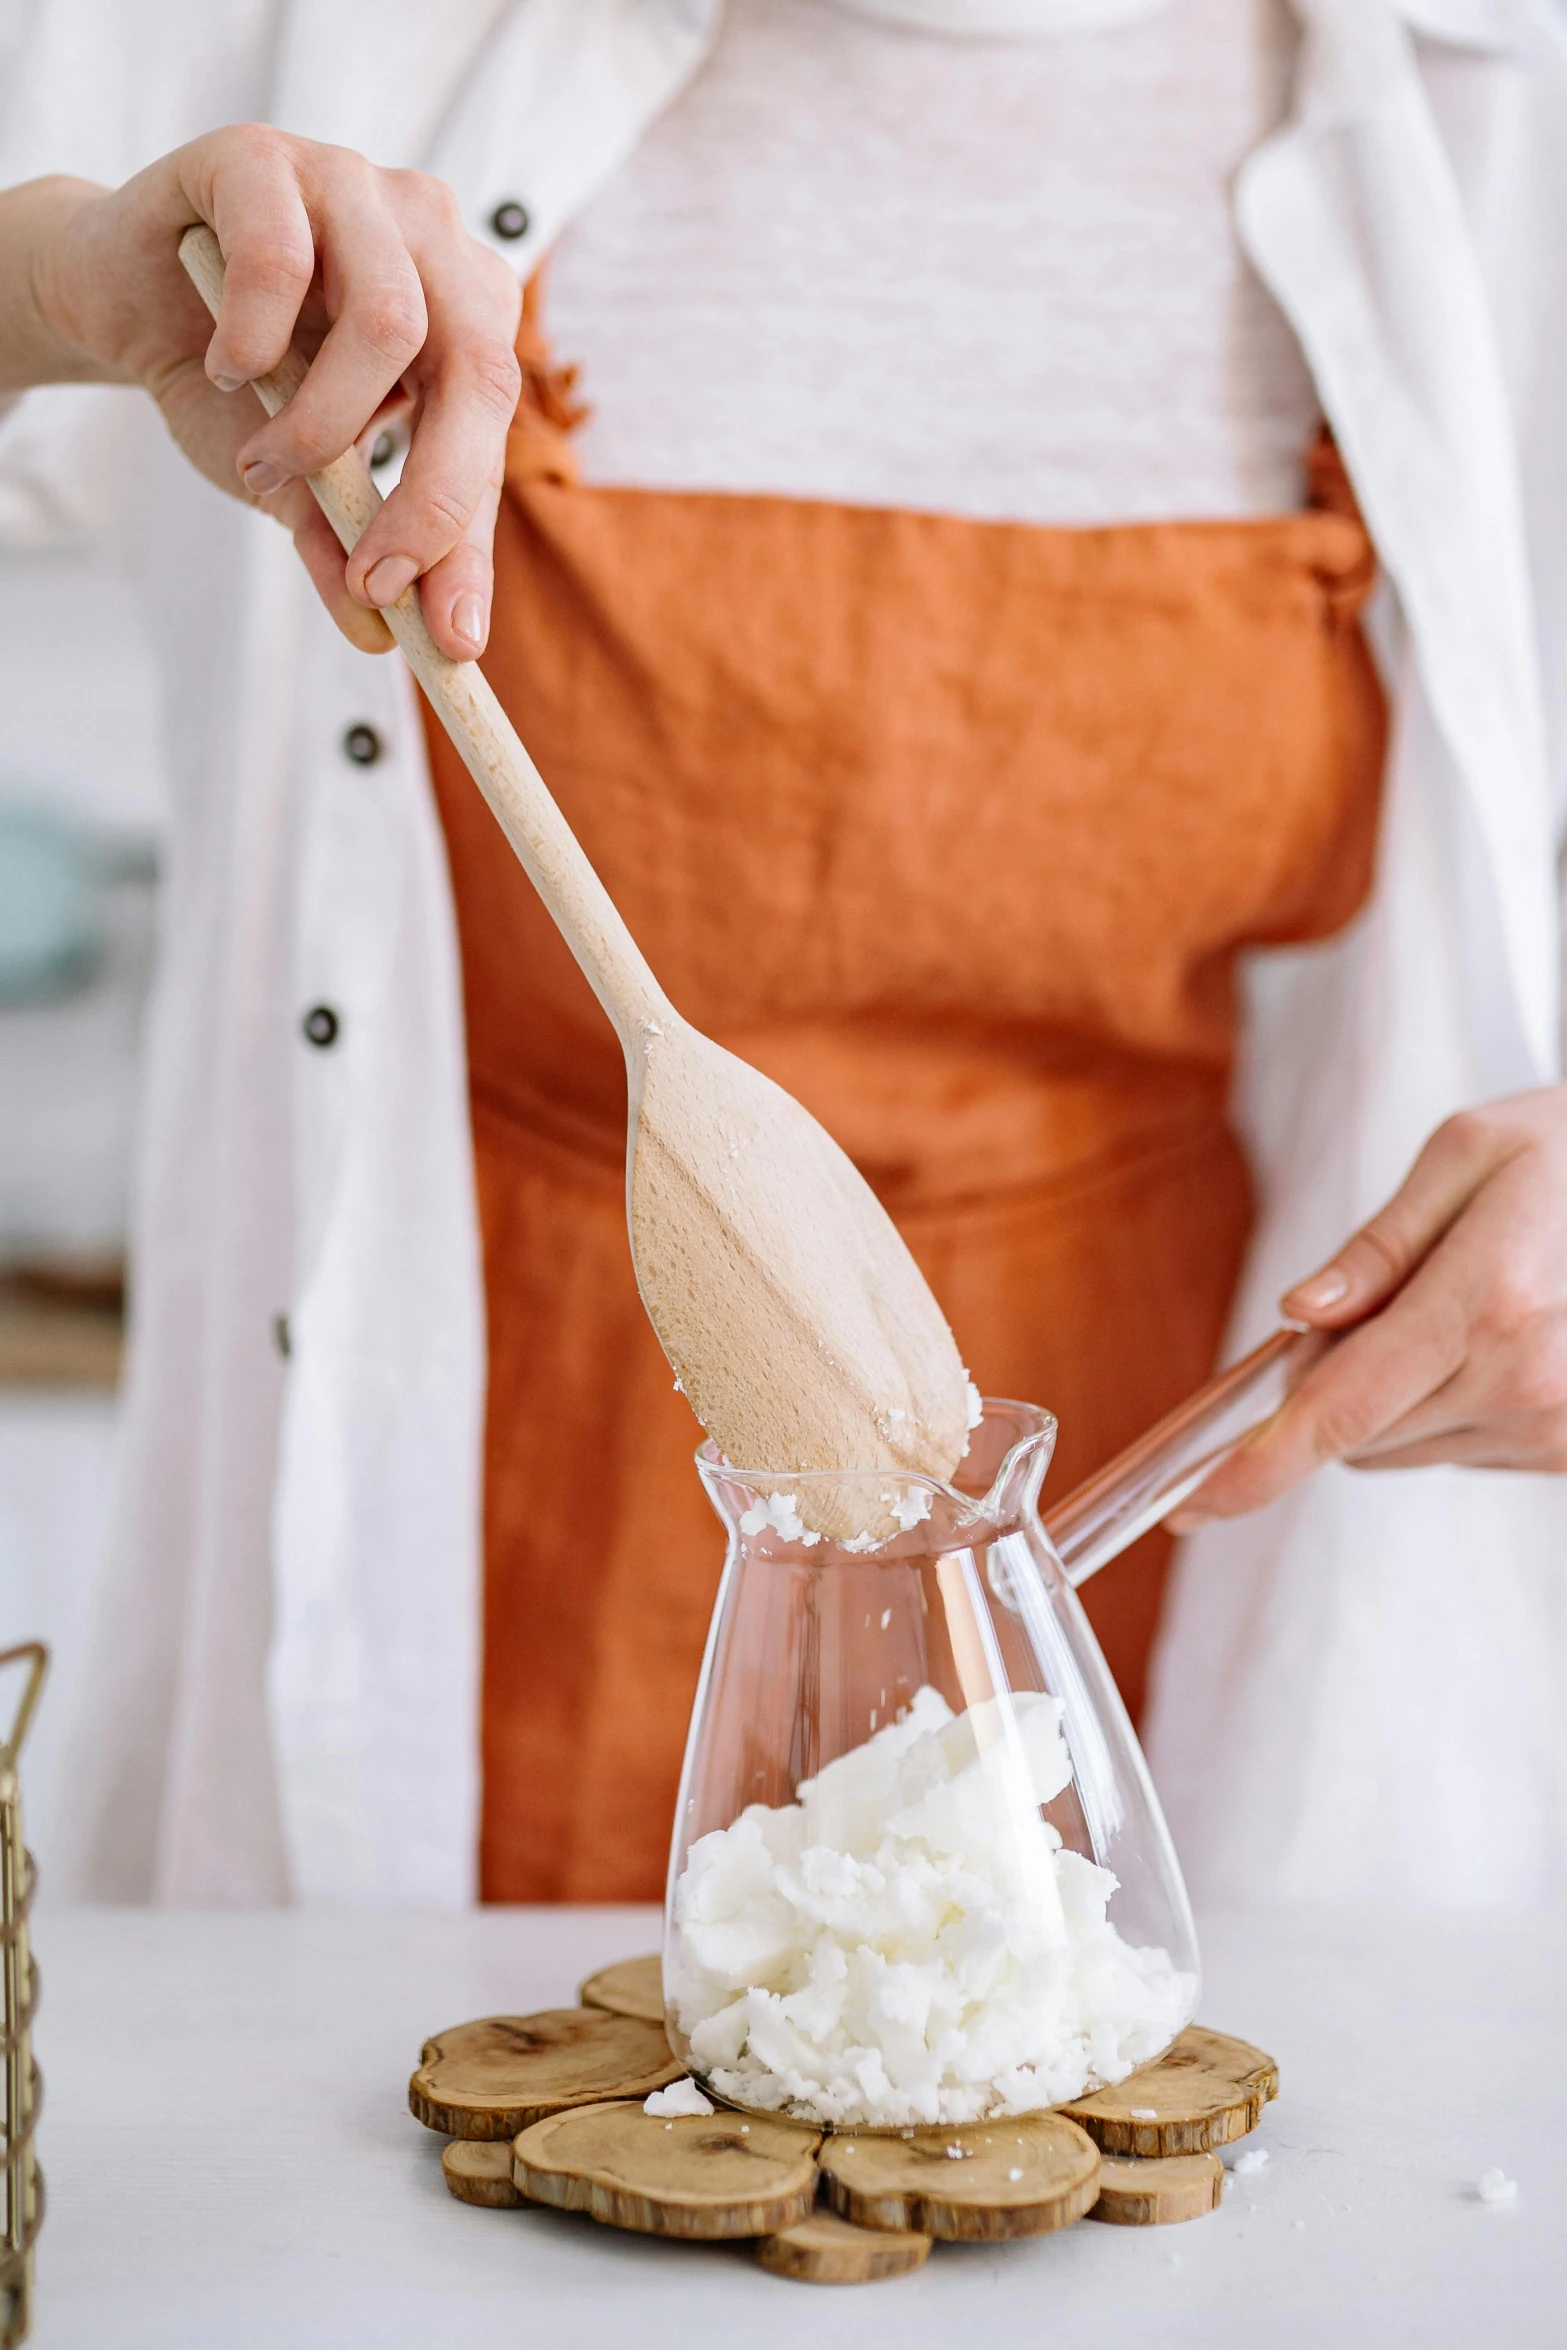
<box><xmin>627</xmin><ymin>1022</ymin><xmax>970</xmax><ymax>1535</ymax></box>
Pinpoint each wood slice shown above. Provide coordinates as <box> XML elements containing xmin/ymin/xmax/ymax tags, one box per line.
<box><xmin>578</xmin><ymin>1954</ymin><xmax>664</xmax><ymax>2025</ymax></box>
<box><xmin>757</xmin><ymin>2208</ymin><xmax>931</xmax><ymax>2285</ymax></box>
<box><xmin>819</xmin><ymin>2113</ymin><xmax>1100</xmax><ymax>2243</ymax></box>
<box><xmin>1061</xmin><ymin>2026</ymin><xmax>1278</xmax><ymax>2156</ymax></box>
<box><xmin>1088</xmin><ymin>2150</ymin><xmax>1224</xmax><ymax>2226</ymax></box>
<box><xmin>409</xmin><ymin>2010</ymin><xmax>680</xmax><ymax>2140</ymax></box>
<box><xmin>441</xmin><ymin>2139</ymin><xmax>528</xmax><ymax>2209</ymax></box>
<box><xmin>512</xmin><ymin>2099</ymin><xmax>822</xmax><ymax>2239</ymax></box>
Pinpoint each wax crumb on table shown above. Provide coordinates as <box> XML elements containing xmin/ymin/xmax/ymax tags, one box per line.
<box><xmin>644</xmin><ymin>2078</ymin><xmax>715</xmax><ymax>2118</ymax></box>
<box><xmin>669</xmin><ymin>1684</ymin><xmax>1192</xmax><ymax>2128</ymax></box>
<box><xmin>1231</xmin><ymin>2147</ymin><xmax>1269</xmax><ymax>2175</ymax></box>
<box><xmin>1130</xmin><ymin>2106</ymin><xmax>1158</xmax><ymax>2119</ymax></box>
<box><xmin>1474</xmin><ymin>2167</ymin><xmax>1519</xmax><ymax>2206</ymax></box>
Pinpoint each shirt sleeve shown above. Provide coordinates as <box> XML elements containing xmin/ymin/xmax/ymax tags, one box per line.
<box><xmin>0</xmin><ymin>0</ymin><xmax>276</xmax><ymax>551</ymax></box>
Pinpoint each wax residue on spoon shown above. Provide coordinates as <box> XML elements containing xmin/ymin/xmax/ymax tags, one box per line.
<box><xmin>668</xmin><ymin>1686</ymin><xmax>1193</xmax><ymax>2128</ymax></box>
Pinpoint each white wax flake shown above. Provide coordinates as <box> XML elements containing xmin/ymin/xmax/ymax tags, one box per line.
<box><xmin>645</xmin><ymin>1020</ymin><xmax>664</xmax><ymax>1038</ymax></box>
<box><xmin>945</xmin><ymin>2146</ymin><xmax>966</xmax><ymax>2161</ymax></box>
<box><xmin>738</xmin><ymin>1492</ymin><xmax>821</xmax><ymax>1546</ymax></box>
<box><xmin>879</xmin><ymin>1609</ymin><xmax>892</xmax><ymax>1631</ymax></box>
<box><xmin>672</xmin><ymin>1375</ymin><xmax>684</xmax><ymax>1395</ymax></box>
<box><xmin>880</xmin><ymin>1486</ymin><xmax>933</xmax><ymax>1533</ymax></box>
<box><xmin>965</xmin><ymin>1380</ymin><xmax>984</xmax><ymax>1432</ymax></box>
<box><xmin>667</xmin><ymin>1685</ymin><xmax>1193</xmax><ymax>2129</ymax></box>
<box><xmin>1130</xmin><ymin>2107</ymin><xmax>1158</xmax><ymax>2119</ymax></box>
<box><xmin>1007</xmin><ymin>2167</ymin><xmax>1024</xmax><ymax>2183</ymax></box>
<box><xmin>1474</xmin><ymin>2168</ymin><xmax>1519</xmax><ymax>2206</ymax></box>
<box><xmin>842</xmin><ymin>1530</ymin><xmax>883</xmax><ymax>1554</ymax></box>
<box><xmin>644</xmin><ymin>2078</ymin><xmax>715</xmax><ymax>2119</ymax></box>
<box><xmin>1231</xmin><ymin>2147</ymin><xmax>1269</xmax><ymax>2175</ymax></box>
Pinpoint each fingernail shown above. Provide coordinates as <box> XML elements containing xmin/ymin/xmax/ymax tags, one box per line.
<box><xmin>241</xmin><ymin>458</ymin><xmax>285</xmax><ymax>495</ymax></box>
<box><xmin>1290</xmin><ymin>1268</ymin><xmax>1351</xmax><ymax>1310</ymax></box>
<box><xmin>211</xmin><ymin>368</ymin><xmax>248</xmax><ymax>394</ymax></box>
<box><xmin>451</xmin><ymin>593</ymin><xmax>485</xmax><ymax>654</ymax></box>
<box><xmin>364</xmin><ymin>555</ymin><xmax>418</xmax><ymax>608</ymax></box>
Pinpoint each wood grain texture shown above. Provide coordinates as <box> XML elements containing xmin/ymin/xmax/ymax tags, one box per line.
<box><xmin>408</xmin><ymin>2010</ymin><xmax>680</xmax><ymax>2140</ymax></box>
<box><xmin>578</xmin><ymin>1955</ymin><xmax>664</xmax><ymax>2025</ymax></box>
<box><xmin>441</xmin><ymin>2140</ymin><xmax>528</xmax><ymax>2209</ymax></box>
<box><xmin>819</xmin><ymin>2113</ymin><xmax>1100</xmax><ymax>2242</ymax></box>
<box><xmin>512</xmin><ymin>2100</ymin><xmax>822</xmax><ymax>2239</ymax></box>
<box><xmin>178</xmin><ymin>223</ymin><xmax>970</xmax><ymax>1538</ymax></box>
<box><xmin>1062</xmin><ymin>2026</ymin><xmax>1278</xmax><ymax>2156</ymax></box>
<box><xmin>1088</xmin><ymin>2150</ymin><xmax>1224</xmax><ymax>2226</ymax></box>
<box><xmin>757</xmin><ymin>2208</ymin><xmax>931</xmax><ymax>2284</ymax></box>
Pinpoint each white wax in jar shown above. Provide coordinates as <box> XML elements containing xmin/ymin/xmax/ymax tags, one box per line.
<box><xmin>669</xmin><ymin>1685</ymin><xmax>1193</xmax><ymax>2128</ymax></box>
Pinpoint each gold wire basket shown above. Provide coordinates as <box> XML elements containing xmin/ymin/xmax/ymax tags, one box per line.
<box><xmin>0</xmin><ymin>1646</ymin><xmax>45</xmax><ymax>2349</ymax></box>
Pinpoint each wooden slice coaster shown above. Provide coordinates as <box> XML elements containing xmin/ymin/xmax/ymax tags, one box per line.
<box><xmin>441</xmin><ymin>2139</ymin><xmax>529</xmax><ymax>2210</ymax></box>
<box><xmin>757</xmin><ymin>2209</ymin><xmax>931</xmax><ymax>2285</ymax></box>
<box><xmin>578</xmin><ymin>1954</ymin><xmax>664</xmax><ymax>2025</ymax></box>
<box><xmin>409</xmin><ymin>2010</ymin><xmax>680</xmax><ymax>2140</ymax></box>
<box><xmin>513</xmin><ymin>2099</ymin><xmax>822</xmax><ymax>2240</ymax></box>
<box><xmin>819</xmin><ymin>2112</ymin><xmax>1099</xmax><ymax>2243</ymax></box>
<box><xmin>1088</xmin><ymin>2150</ymin><xmax>1224</xmax><ymax>2227</ymax></box>
<box><xmin>1061</xmin><ymin>2026</ymin><xmax>1278</xmax><ymax>2157</ymax></box>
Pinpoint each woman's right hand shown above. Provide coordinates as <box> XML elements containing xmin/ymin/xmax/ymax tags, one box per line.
<box><xmin>5</xmin><ymin>128</ymin><xmax>523</xmax><ymax>658</ymax></box>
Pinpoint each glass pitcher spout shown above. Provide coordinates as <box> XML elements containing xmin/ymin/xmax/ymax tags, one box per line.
<box><xmin>667</xmin><ymin>1399</ymin><xmax>1200</xmax><ymax>2133</ymax></box>
<box><xmin>697</xmin><ymin>1394</ymin><xmax>1059</xmax><ymax>1559</ymax></box>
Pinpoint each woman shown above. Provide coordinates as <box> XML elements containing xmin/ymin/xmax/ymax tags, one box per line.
<box><xmin>2</xmin><ymin>0</ymin><xmax>1564</xmax><ymax>1909</ymax></box>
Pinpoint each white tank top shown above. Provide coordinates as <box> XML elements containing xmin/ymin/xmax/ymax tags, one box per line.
<box><xmin>546</xmin><ymin>0</ymin><xmax>1318</xmax><ymax>524</ymax></box>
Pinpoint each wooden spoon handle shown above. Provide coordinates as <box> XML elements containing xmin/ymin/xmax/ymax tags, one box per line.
<box><xmin>178</xmin><ymin>225</ymin><xmax>672</xmax><ymax>1048</ymax></box>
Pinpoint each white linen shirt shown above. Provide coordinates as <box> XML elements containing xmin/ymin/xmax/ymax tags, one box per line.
<box><xmin>1</xmin><ymin>0</ymin><xmax>1563</xmax><ymax>1907</ymax></box>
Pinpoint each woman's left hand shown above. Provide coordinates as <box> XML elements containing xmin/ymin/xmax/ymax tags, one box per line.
<box><xmin>1171</xmin><ymin>1085</ymin><xmax>1567</xmax><ymax>1526</ymax></box>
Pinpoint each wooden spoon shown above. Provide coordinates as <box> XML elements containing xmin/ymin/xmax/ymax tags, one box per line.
<box><xmin>178</xmin><ymin>229</ymin><xmax>971</xmax><ymax>1529</ymax></box>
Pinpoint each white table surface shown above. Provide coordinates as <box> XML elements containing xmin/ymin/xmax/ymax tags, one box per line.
<box><xmin>27</xmin><ymin>1904</ymin><xmax>1565</xmax><ymax>2349</ymax></box>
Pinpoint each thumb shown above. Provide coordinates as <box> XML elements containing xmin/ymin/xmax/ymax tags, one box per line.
<box><xmin>1280</xmin><ymin>1110</ymin><xmax>1503</xmax><ymax>1328</ymax></box>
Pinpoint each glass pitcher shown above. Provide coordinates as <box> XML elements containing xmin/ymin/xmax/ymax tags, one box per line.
<box><xmin>662</xmin><ymin>1396</ymin><xmax>1204</xmax><ymax>2131</ymax></box>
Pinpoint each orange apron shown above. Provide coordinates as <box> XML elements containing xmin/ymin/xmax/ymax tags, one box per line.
<box><xmin>422</xmin><ymin>307</ymin><xmax>1386</xmax><ymax>1902</ymax></box>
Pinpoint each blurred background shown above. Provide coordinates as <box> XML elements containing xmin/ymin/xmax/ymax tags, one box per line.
<box><xmin>0</xmin><ymin>0</ymin><xmax>161</xmax><ymax>1873</ymax></box>
<box><xmin>0</xmin><ymin>519</ymin><xmax>167</xmax><ymax>1874</ymax></box>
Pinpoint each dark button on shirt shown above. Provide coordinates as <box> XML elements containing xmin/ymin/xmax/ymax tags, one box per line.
<box><xmin>342</xmin><ymin>723</ymin><xmax>383</xmax><ymax>766</ymax></box>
